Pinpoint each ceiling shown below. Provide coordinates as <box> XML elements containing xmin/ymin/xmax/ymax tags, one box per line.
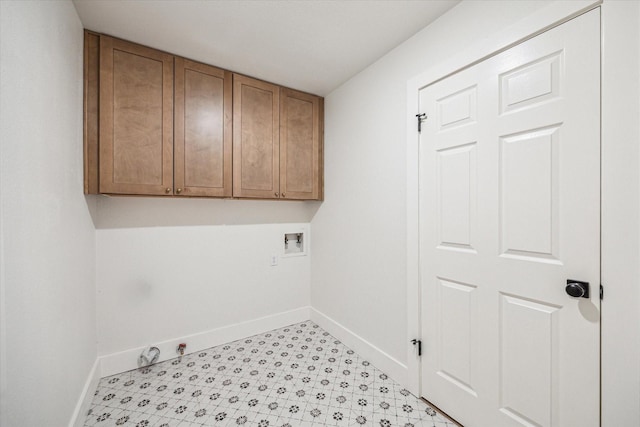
<box><xmin>73</xmin><ymin>0</ymin><xmax>460</xmax><ymax>96</ymax></box>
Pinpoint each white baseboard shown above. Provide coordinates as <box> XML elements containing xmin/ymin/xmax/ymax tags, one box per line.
<box><xmin>99</xmin><ymin>306</ymin><xmax>311</xmax><ymax>377</ymax></box>
<box><xmin>69</xmin><ymin>358</ymin><xmax>100</xmax><ymax>427</ymax></box>
<box><xmin>310</xmin><ymin>308</ymin><xmax>408</xmax><ymax>386</ymax></box>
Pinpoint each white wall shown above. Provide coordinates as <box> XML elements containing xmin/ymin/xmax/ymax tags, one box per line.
<box><xmin>93</xmin><ymin>196</ymin><xmax>320</xmax><ymax>229</ymax></box>
<box><xmin>312</xmin><ymin>0</ymin><xmax>553</xmax><ymax>379</ymax></box>
<box><xmin>96</xmin><ymin>220</ymin><xmax>311</xmax><ymax>357</ymax></box>
<box><xmin>314</xmin><ymin>0</ymin><xmax>640</xmax><ymax>424</ymax></box>
<box><xmin>84</xmin><ymin>154</ymin><xmax>316</xmax><ymax>368</ymax></box>
<box><xmin>0</xmin><ymin>1</ymin><xmax>97</xmax><ymax>426</ymax></box>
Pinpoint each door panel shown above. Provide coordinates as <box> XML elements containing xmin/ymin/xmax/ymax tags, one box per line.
<box><xmin>174</xmin><ymin>58</ymin><xmax>232</xmax><ymax>197</ymax></box>
<box><xmin>437</xmin><ymin>142</ymin><xmax>477</xmax><ymax>251</ymax></box>
<box><xmin>233</xmin><ymin>74</ymin><xmax>280</xmax><ymax>198</ymax></box>
<box><xmin>437</xmin><ymin>278</ymin><xmax>478</xmax><ymax>397</ymax></box>
<box><xmin>99</xmin><ymin>36</ymin><xmax>174</xmax><ymax>195</ymax></box>
<box><xmin>500</xmin><ymin>126</ymin><xmax>560</xmax><ymax>261</ymax></box>
<box><xmin>499</xmin><ymin>294</ymin><xmax>559</xmax><ymax>427</ymax></box>
<box><xmin>419</xmin><ymin>10</ymin><xmax>600</xmax><ymax>427</ymax></box>
<box><xmin>437</xmin><ymin>85</ymin><xmax>477</xmax><ymax>130</ymax></box>
<box><xmin>280</xmin><ymin>88</ymin><xmax>322</xmax><ymax>200</ymax></box>
<box><xmin>499</xmin><ymin>52</ymin><xmax>561</xmax><ymax>114</ymax></box>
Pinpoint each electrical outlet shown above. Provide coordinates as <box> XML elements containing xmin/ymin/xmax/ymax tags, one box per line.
<box><xmin>271</xmin><ymin>254</ymin><xmax>278</xmax><ymax>266</ymax></box>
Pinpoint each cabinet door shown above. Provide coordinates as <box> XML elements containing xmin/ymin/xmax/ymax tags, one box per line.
<box><xmin>280</xmin><ymin>88</ymin><xmax>323</xmax><ymax>200</ymax></box>
<box><xmin>174</xmin><ymin>58</ymin><xmax>232</xmax><ymax>197</ymax></box>
<box><xmin>99</xmin><ymin>36</ymin><xmax>174</xmax><ymax>195</ymax></box>
<box><xmin>233</xmin><ymin>74</ymin><xmax>280</xmax><ymax>198</ymax></box>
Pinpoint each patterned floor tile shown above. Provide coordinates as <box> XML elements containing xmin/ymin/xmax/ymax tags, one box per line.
<box><xmin>83</xmin><ymin>321</ymin><xmax>458</xmax><ymax>427</ymax></box>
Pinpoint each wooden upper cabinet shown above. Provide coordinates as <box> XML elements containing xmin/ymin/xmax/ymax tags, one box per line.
<box><xmin>174</xmin><ymin>58</ymin><xmax>232</xmax><ymax>197</ymax></box>
<box><xmin>280</xmin><ymin>88</ymin><xmax>323</xmax><ymax>200</ymax></box>
<box><xmin>233</xmin><ymin>74</ymin><xmax>280</xmax><ymax>199</ymax></box>
<box><xmin>99</xmin><ymin>36</ymin><xmax>174</xmax><ymax>195</ymax></box>
<box><xmin>84</xmin><ymin>32</ymin><xmax>323</xmax><ymax>200</ymax></box>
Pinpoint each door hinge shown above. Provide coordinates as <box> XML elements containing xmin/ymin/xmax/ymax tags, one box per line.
<box><xmin>411</xmin><ymin>339</ymin><xmax>422</xmax><ymax>356</ymax></box>
<box><xmin>416</xmin><ymin>113</ymin><xmax>427</xmax><ymax>133</ymax></box>
<box><xmin>600</xmin><ymin>284</ymin><xmax>604</xmax><ymax>300</ymax></box>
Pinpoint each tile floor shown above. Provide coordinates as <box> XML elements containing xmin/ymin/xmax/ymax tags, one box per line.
<box><xmin>84</xmin><ymin>321</ymin><xmax>458</xmax><ymax>427</ymax></box>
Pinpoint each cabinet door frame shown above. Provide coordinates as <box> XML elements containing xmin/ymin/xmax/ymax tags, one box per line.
<box><xmin>233</xmin><ymin>74</ymin><xmax>280</xmax><ymax>199</ymax></box>
<box><xmin>174</xmin><ymin>58</ymin><xmax>232</xmax><ymax>197</ymax></box>
<box><xmin>99</xmin><ymin>36</ymin><xmax>174</xmax><ymax>195</ymax></box>
<box><xmin>279</xmin><ymin>88</ymin><xmax>323</xmax><ymax>200</ymax></box>
<box><xmin>84</xmin><ymin>31</ymin><xmax>100</xmax><ymax>195</ymax></box>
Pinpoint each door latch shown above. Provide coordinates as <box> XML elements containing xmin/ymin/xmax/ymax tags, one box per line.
<box><xmin>411</xmin><ymin>339</ymin><xmax>422</xmax><ymax>356</ymax></box>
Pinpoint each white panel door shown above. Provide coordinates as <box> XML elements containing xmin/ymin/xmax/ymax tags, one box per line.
<box><xmin>419</xmin><ymin>9</ymin><xmax>600</xmax><ymax>427</ymax></box>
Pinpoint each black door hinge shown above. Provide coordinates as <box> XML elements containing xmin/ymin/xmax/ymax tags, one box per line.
<box><xmin>600</xmin><ymin>284</ymin><xmax>604</xmax><ymax>300</ymax></box>
<box><xmin>411</xmin><ymin>339</ymin><xmax>422</xmax><ymax>356</ymax></box>
<box><xmin>416</xmin><ymin>113</ymin><xmax>427</xmax><ymax>133</ymax></box>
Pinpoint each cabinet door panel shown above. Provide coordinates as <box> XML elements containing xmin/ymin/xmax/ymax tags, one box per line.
<box><xmin>99</xmin><ymin>36</ymin><xmax>173</xmax><ymax>195</ymax></box>
<box><xmin>233</xmin><ymin>75</ymin><xmax>280</xmax><ymax>198</ymax></box>
<box><xmin>175</xmin><ymin>58</ymin><xmax>232</xmax><ymax>197</ymax></box>
<box><xmin>280</xmin><ymin>88</ymin><xmax>322</xmax><ymax>200</ymax></box>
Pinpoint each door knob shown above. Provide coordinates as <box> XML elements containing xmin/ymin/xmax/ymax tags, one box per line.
<box><xmin>566</xmin><ymin>280</ymin><xmax>590</xmax><ymax>298</ymax></box>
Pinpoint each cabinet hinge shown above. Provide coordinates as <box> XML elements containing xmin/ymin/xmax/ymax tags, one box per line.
<box><xmin>600</xmin><ymin>284</ymin><xmax>604</xmax><ymax>300</ymax></box>
<box><xmin>410</xmin><ymin>339</ymin><xmax>422</xmax><ymax>356</ymax></box>
<box><xmin>416</xmin><ymin>113</ymin><xmax>427</xmax><ymax>133</ymax></box>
